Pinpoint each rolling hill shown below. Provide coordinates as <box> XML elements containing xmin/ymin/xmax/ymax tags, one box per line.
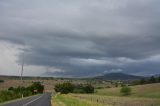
<box><xmin>95</xmin><ymin>72</ymin><xmax>143</xmax><ymax>80</ymax></box>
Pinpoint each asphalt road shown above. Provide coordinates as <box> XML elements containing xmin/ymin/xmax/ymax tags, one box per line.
<box><xmin>3</xmin><ymin>93</ymin><xmax>51</xmax><ymax>106</ymax></box>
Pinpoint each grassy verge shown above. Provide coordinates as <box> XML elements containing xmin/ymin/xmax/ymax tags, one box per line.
<box><xmin>71</xmin><ymin>94</ymin><xmax>160</xmax><ymax>106</ymax></box>
<box><xmin>0</xmin><ymin>94</ymin><xmax>39</xmax><ymax>106</ymax></box>
<box><xmin>51</xmin><ymin>93</ymin><xmax>104</xmax><ymax>106</ymax></box>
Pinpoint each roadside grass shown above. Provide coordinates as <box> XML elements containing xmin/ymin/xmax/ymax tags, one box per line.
<box><xmin>52</xmin><ymin>93</ymin><xmax>104</xmax><ymax>106</ymax></box>
<box><xmin>71</xmin><ymin>94</ymin><xmax>160</xmax><ymax>106</ymax></box>
<box><xmin>0</xmin><ymin>94</ymin><xmax>40</xmax><ymax>106</ymax></box>
<box><xmin>0</xmin><ymin>90</ymin><xmax>21</xmax><ymax>103</ymax></box>
<box><xmin>96</xmin><ymin>83</ymin><xmax>160</xmax><ymax>98</ymax></box>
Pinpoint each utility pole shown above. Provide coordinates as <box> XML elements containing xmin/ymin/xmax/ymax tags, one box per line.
<box><xmin>20</xmin><ymin>52</ymin><xmax>24</xmax><ymax>98</ymax></box>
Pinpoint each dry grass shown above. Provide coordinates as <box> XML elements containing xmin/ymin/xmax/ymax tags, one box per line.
<box><xmin>96</xmin><ymin>83</ymin><xmax>160</xmax><ymax>98</ymax></box>
<box><xmin>51</xmin><ymin>94</ymin><xmax>66</xmax><ymax>106</ymax></box>
<box><xmin>71</xmin><ymin>94</ymin><xmax>160</xmax><ymax>106</ymax></box>
<box><xmin>52</xmin><ymin>94</ymin><xmax>105</xmax><ymax>106</ymax></box>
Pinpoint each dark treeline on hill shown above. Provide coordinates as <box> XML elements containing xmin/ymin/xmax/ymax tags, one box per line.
<box><xmin>0</xmin><ymin>82</ymin><xmax>44</xmax><ymax>103</ymax></box>
<box><xmin>133</xmin><ymin>76</ymin><xmax>160</xmax><ymax>85</ymax></box>
<box><xmin>95</xmin><ymin>73</ymin><xmax>143</xmax><ymax>80</ymax></box>
<box><xmin>54</xmin><ymin>82</ymin><xmax>94</xmax><ymax>94</ymax></box>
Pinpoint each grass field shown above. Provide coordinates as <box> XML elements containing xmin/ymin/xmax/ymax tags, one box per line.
<box><xmin>96</xmin><ymin>83</ymin><xmax>160</xmax><ymax>98</ymax></box>
<box><xmin>52</xmin><ymin>83</ymin><xmax>160</xmax><ymax>106</ymax></box>
<box><xmin>52</xmin><ymin>94</ymin><xmax>105</xmax><ymax>106</ymax></box>
<box><xmin>52</xmin><ymin>93</ymin><xmax>160</xmax><ymax>106</ymax></box>
<box><xmin>71</xmin><ymin>94</ymin><xmax>160</xmax><ymax>106</ymax></box>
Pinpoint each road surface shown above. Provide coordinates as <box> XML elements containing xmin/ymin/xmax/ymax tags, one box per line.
<box><xmin>3</xmin><ymin>93</ymin><xmax>51</xmax><ymax>106</ymax></box>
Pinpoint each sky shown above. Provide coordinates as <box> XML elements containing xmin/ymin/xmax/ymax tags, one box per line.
<box><xmin>0</xmin><ymin>0</ymin><xmax>160</xmax><ymax>77</ymax></box>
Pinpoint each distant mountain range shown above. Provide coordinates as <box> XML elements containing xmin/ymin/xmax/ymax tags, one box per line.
<box><xmin>1</xmin><ymin>72</ymin><xmax>159</xmax><ymax>80</ymax></box>
<box><xmin>95</xmin><ymin>73</ymin><xmax>143</xmax><ymax>80</ymax></box>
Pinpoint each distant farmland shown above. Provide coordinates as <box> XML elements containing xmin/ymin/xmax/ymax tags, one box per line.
<box><xmin>0</xmin><ymin>76</ymin><xmax>114</xmax><ymax>91</ymax></box>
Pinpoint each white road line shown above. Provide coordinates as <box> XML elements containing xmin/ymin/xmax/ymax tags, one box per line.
<box><xmin>23</xmin><ymin>95</ymin><xmax>43</xmax><ymax>106</ymax></box>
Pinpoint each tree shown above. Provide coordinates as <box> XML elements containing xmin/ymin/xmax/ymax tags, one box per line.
<box><xmin>30</xmin><ymin>82</ymin><xmax>44</xmax><ymax>93</ymax></box>
<box><xmin>54</xmin><ymin>82</ymin><xmax>74</xmax><ymax>94</ymax></box>
<box><xmin>83</xmin><ymin>84</ymin><xmax>94</xmax><ymax>93</ymax></box>
<box><xmin>158</xmin><ymin>76</ymin><xmax>160</xmax><ymax>82</ymax></box>
<box><xmin>8</xmin><ymin>87</ymin><xmax>14</xmax><ymax>91</ymax></box>
<box><xmin>120</xmin><ymin>86</ymin><xmax>131</xmax><ymax>96</ymax></box>
<box><xmin>115</xmin><ymin>82</ymin><xmax>118</xmax><ymax>87</ymax></box>
<box><xmin>140</xmin><ymin>78</ymin><xmax>146</xmax><ymax>84</ymax></box>
<box><xmin>149</xmin><ymin>76</ymin><xmax>156</xmax><ymax>83</ymax></box>
<box><xmin>0</xmin><ymin>80</ymin><xmax>4</xmax><ymax>83</ymax></box>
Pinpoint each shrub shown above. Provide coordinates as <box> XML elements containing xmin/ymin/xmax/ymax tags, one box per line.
<box><xmin>120</xmin><ymin>86</ymin><xmax>131</xmax><ymax>96</ymax></box>
<box><xmin>23</xmin><ymin>90</ymin><xmax>32</xmax><ymax>97</ymax></box>
<box><xmin>54</xmin><ymin>83</ymin><xmax>94</xmax><ymax>94</ymax></box>
<box><xmin>0</xmin><ymin>90</ymin><xmax>20</xmax><ymax>103</ymax></box>
<box><xmin>140</xmin><ymin>78</ymin><xmax>146</xmax><ymax>85</ymax></box>
<box><xmin>0</xmin><ymin>82</ymin><xmax>44</xmax><ymax>103</ymax></box>
<box><xmin>83</xmin><ymin>84</ymin><xmax>94</xmax><ymax>93</ymax></box>
<box><xmin>149</xmin><ymin>76</ymin><xmax>156</xmax><ymax>83</ymax></box>
<box><xmin>73</xmin><ymin>88</ymin><xmax>86</xmax><ymax>93</ymax></box>
<box><xmin>158</xmin><ymin>76</ymin><xmax>160</xmax><ymax>82</ymax></box>
<box><xmin>8</xmin><ymin>87</ymin><xmax>14</xmax><ymax>91</ymax></box>
<box><xmin>54</xmin><ymin>82</ymin><xmax>74</xmax><ymax>94</ymax></box>
<box><xmin>29</xmin><ymin>82</ymin><xmax>44</xmax><ymax>94</ymax></box>
<box><xmin>0</xmin><ymin>80</ymin><xmax>4</xmax><ymax>83</ymax></box>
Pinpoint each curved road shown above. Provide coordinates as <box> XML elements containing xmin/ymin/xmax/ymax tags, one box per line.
<box><xmin>3</xmin><ymin>93</ymin><xmax>51</xmax><ymax>106</ymax></box>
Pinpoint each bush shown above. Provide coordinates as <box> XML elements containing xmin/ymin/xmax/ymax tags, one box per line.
<box><xmin>23</xmin><ymin>90</ymin><xmax>32</xmax><ymax>97</ymax></box>
<box><xmin>140</xmin><ymin>78</ymin><xmax>146</xmax><ymax>85</ymax></box>
<box><xmin>0</xmin><ymin>80</ymin><xmax>4</xmax><ymax>83</ymax></box>
<box><xmin>73</xmin><ymin>88</ymin><xmax>86</xmax><ymax>93</ymax></box>
<box><xmin>8</xmin><ymin>87</ymin><xmax>14</xmax><ymax>91</ymax></box>
<box><xmin>0</xmin><ymin>82</ymin><xmax>44</xmax><ymax>103</ymax></box>
<box><xmin>120</xmin><ymin>86</ymin><xmax>131</xmax><ymax>96</ymax></box>
<box><xmin>83</xmin><ymin>84</ymin><xmax>94</xmax><ymax>93</ymax></box>
<box><xmin>158</xmin><ymin>76</ymin><xmax>160</xmax><ymax>82</ymax></box>
<box><xmin>0</xmin><ymin>90</ymin><xmax>20</xmax><ymax>103</ymax></box>
<box><xmin>30</xmin><ymin>82</ymin><xmax>44</xmax><ymax>93</ymax></box>
<box><xmin>54</xmin><ymin>82</ymin><xmax>74</xmax><ymax>94</ymax></box>
<box><xmin>54</xmin><ymin>83</ymin><xmax>94</xmax><ymax>94</ymax></box>
<box><xmin>149</xmin><ymin>76</ymin><xmax>156</xmax><ymax>83</ymax></box>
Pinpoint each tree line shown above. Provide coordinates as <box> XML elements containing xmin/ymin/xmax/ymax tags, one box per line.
<box><xmin>54</xmin><ymin>82</ymin><xmax>94</xmax><ymax>94</ymax></box>
<box><xmin>133</xmin><ymin>76</ymin><xmax>160</xmax><ymax>85</ymax></box>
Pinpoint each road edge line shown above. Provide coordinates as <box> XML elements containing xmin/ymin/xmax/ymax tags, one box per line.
<box><xmin>23</xmin><ymin>95</ymin><xmax>43</xmax><ymax>106</ymax></box>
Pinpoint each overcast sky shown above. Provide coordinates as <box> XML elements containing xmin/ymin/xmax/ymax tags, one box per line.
<box><xmin>0</xmin><ymin>0</ymin><xmax>160</xmax><ymax>77</ymax></box>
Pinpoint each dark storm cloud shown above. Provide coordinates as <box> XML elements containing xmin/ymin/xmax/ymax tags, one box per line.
<box><xmin>0</xmin><ymin>0</ymin><xmax>160</xmax><ymax>77</ymax></box>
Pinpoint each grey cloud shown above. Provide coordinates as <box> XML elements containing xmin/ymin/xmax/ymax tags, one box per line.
<box><xmin>0</xmin><ymin>0</ymin><xmax>160</xmax><ymax>77</ymax></box>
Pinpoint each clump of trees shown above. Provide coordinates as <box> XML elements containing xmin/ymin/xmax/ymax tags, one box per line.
<box><xmin>54</xmin><ymin>82</ymin><xmax>94</xmax><ymax>94</ymax></box>
<box><xmin>0</xmin><ymin>80</ymin><xmax>4</xmax><ymax>83</ymax></box>
<box><xmin>54</xmin><ymin>82</ymin><xmax>74</xmax><ymax>94</ymax></box>
<box><xmin>8</xmin><ymin>86</ymin><xmax>32</xmax><ymax>97</ymax></box>
<box><xmin>27</xmin><ymin>82</ymin><xmax>44</xmax><ymax>94</ymax></box>
<box><xmin>74</xmin><ymin>84</ymin><xmax>94</xmax><ymax>93</ymax></box>
<box><xmin>132</xmin><ymin>76</ymin><xmax>160</xmax><ymax>85</ymax></box>
<box><xmin>120</xmin><ymin>86</ymin><xmax>131</xmax><ymax>96</ymax></box>
<box><xmin>0</xmin><ymin>82</ymin><xmax>44</xmax><ymax>103</ymax></box>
